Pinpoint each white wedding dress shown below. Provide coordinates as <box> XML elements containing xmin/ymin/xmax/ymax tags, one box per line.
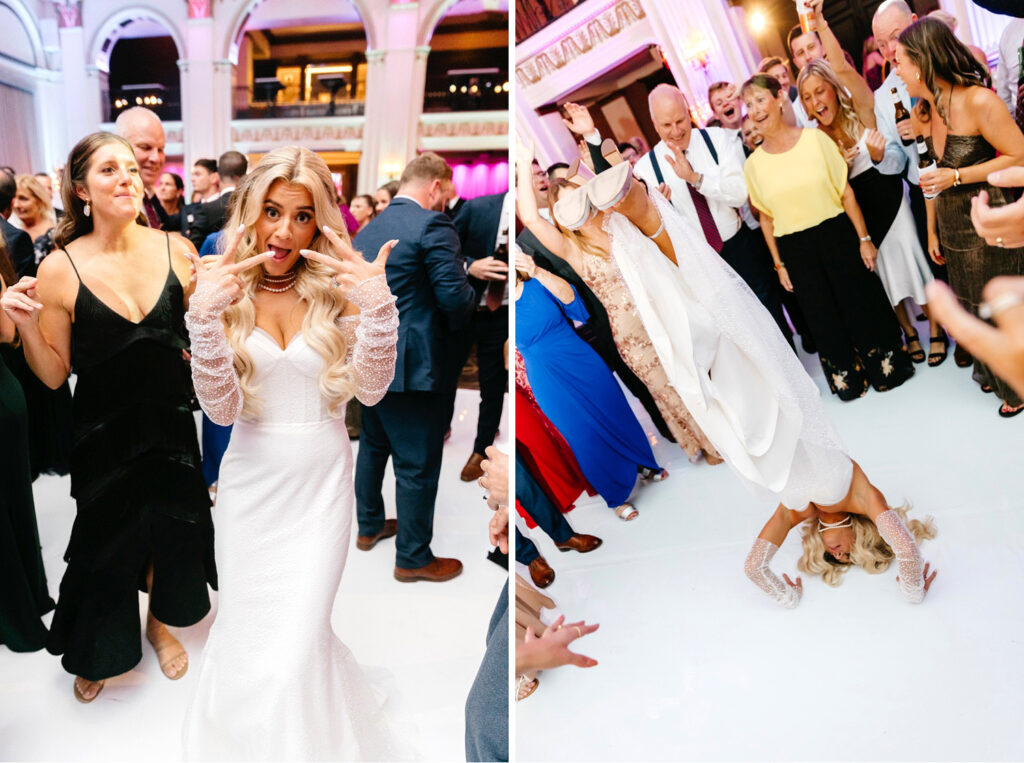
<box><xmin>181</xmin><ymin>274</ymin><xmax>401</xmax><ymax>761</ymax></box>
<box><xmin>605</xmin><ymin>192</ymin><xmax>854</xmax><ymax>509</ymax></box>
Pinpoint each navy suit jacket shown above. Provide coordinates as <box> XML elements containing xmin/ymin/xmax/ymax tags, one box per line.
<box><xmin>452</xmin><ymin>192</ymin><xmax>505</xmax><ymax>302</ymax></box>
<box><xmin>2</xmin><ymin>218</ymin><xmax>35</xmax><ymax>278</ymax></box>
<box><xmin>354</xmin><ymin>197</ymin><xmax>476</xmax><ymax>393</ymax></box>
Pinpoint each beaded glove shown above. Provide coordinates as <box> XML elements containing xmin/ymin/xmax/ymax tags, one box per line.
<box><xmin>336</xmin><ymin>274</ymin><xmax>398</xmax><ymax>407</ymax></box>
<box><xmin>876</xmin><ymin>510</ymin><xmax>927</xmax><ymax>604</ymax></box>
<box><xmin>744</xmin><ymin>538</ymin><xmax>802</xmax><ymax>608</ymax></box>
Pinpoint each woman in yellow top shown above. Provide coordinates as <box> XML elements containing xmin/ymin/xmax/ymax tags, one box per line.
<box><xmin>742</xmin><ymin>74</ymin><xmax>913</xmax><ymax>400</ymax></box>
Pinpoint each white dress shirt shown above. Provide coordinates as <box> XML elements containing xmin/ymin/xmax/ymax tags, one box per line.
<box><xmin>873</xmin><ymin>69</ymin><xmax>920</xmax><ymax>184</ymax></box>
<box><xmin>996</xmin><ymin>19</ymin><xmax>1024</xmax><ymax>114</ymax></box>
<box><xmin>629</xmin><ymin>128</ymin><xmax>748</xmax><ymax>243</ymax></box>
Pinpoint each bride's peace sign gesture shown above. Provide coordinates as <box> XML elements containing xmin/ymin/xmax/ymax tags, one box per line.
<box><xmin>300</xmin><ymin>225</ymin><xmax>398</xmax><ymax>299</ymax></box>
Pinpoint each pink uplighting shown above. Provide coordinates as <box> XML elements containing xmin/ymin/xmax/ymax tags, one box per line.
<box><xmin>451</xmin><ymin>159</ymin><xmax>509</xmax><ymax>199</ymax></box>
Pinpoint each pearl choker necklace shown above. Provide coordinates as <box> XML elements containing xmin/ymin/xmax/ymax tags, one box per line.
<box><xmin>817</xmin><ymin>515</ymin><xmax>853</xmax><ymax>533</ymax></box>
<box><xmin>258</xmin><ymin>272</ymin><xmax>298</xmax><ymax>293</ymax></box>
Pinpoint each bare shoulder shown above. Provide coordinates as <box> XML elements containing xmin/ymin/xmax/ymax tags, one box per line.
<box><xmin>165</xmin><ymin>233</ymin><xmax>197</xmax><ymax>284</ymax></box>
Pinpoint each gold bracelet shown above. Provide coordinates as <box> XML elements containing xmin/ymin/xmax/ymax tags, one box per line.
<box><xmin>953</xmin><ymin>168</ymin><xmax>961</xmax><ymax>187</ymax></box>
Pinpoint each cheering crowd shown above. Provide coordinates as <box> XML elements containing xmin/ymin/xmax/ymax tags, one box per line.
<box><xmin>513</xmin><ymin>0</ymin><xmax>1024</xmax><ymax>698</ymax></box>
<box><xmin>0</xmin><ymin>93</ymin><xmax>509</xmax><ymax>756</ymax></box>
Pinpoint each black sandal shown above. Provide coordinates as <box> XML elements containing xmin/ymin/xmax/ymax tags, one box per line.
<box><xmin>904</xmin><ymin>330</ymin><xmax>926</xmax><ymax>364</ymax></box>
<box><xmin>999</xmin><ymin>401</ymin><xmax>1024</xmax><ymax>418</ymax></box>
<box><xmin>954</xmin><ymin>343</ymin><xmax>973</xmax><ymax>368</ymax></box>
<box><xmin>927</xmin><ymin>330</ymin><xmax>948</xmax><ymax>367</ymax></box>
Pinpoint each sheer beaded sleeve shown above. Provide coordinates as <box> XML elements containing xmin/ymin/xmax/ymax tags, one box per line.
<box><xmin>336</xmin><ymin>274</ymin><xmax>398</xmax><ymax>407</ymax></box>
<box><xmin>744</xmin><ymin>538</ymin><xmax>802</xmax><ymax>608</ymax></box>
<box><xmin>876</xmin><ymin>510</ymin><xmax>926</xmax><ymax>603</ymax></box>
<box><xmin>185</xmin><ymin>278</ymin><xmax>242</xmax><ymax>426</ymax></box>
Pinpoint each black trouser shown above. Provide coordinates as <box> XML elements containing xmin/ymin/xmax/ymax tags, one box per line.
<box><xmin>443</xmin><ymin>306</ymin><xmax>508</xmax><ymax>455</ymax></box>
<box><xmin>777</xmin><ymin>214</ymin><xmax>914</xmax><ymax>400</ymax></box>
<box><xmin>355</xmin><ymin>391</ymin><xmax>447</xmax><ymax>569</ymax></box>
<box><xmin>721</xmin><ymin>224</ymin><xmax>793</xmax><ymax>347</ymax></box>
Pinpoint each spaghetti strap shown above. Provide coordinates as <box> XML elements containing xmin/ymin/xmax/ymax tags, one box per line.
<box><xmin>165</xmin><ymin>232</ymin><xmax>171</xmax><ymax>265</ymax></box>
<box><xmin>62</xmin><ymin>250</ymin><xmax>82</xmax><ymax>282</ymax></box>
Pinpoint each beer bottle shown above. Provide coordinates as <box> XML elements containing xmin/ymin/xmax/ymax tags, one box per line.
<box><xmin>917</xmin><ymin>136</ymin><xmax>939</xmax><ymax>200</ymax></box>
<box><xmin>795</xmin><ymin>0</ymin><xmax>816</xmax><ymax>34</ymax></box>
<box><xmin>892</xmin><ymin>88</ymin><xmax>914</xmax><ymax>147</ymax></box>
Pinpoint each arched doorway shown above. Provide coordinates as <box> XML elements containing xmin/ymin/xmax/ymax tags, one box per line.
<box><xmin>227</xmin><ymin>0</ymin><xmax>370</xmax><ymax>201</ymax></box>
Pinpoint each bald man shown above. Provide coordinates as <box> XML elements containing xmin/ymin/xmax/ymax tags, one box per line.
<box><xmin>114</xmin><ymin>106</ymin><xmax>168</xmax><ymax>229</ymax></box>
<box><xmin>630</xmin><ymin>85</ymin><xmax>793</xmax><ymax>344</ymax></box>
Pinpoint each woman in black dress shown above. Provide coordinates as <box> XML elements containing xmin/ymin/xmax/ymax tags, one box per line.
<box><xmin>897</xmin><ymin>17</ymin><xmax>1024</xmax><ymax>416</ymax></box>
<box><xmin>0</xmin><ymin>132</ymin><xmax>215</xmax><ymax>702</ymax></box>
<box><xmin>0</xmin><ymin>241</ymin><xmax>55</xmax><ymax>653</ymax></box>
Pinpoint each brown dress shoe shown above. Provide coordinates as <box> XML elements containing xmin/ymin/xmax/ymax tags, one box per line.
<box><xmin>356</xmin><ymin>518</ymin><xmax>397</xmax><ymax>551</ymax></box>
<box><xmin>528</xmin><ymin>556</ymin><xmax>555</xmax><ymax>588</ymax></box>
<box><xmin>394</xmin><ymin>557</ymin><xmax>463</xmax><ymax>582</ymax></box>
<box><xmin>460</xmin><ymin>452</ymin><xmax>486</xmax><ymax>482</ymax></box>
<box><xmin>555</xmin><ymin>533</ymin><xmax>603</xmax><ymax>553</ymax></box>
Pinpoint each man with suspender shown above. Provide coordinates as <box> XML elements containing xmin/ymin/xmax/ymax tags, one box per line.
<box><xmin>565</xmin><ymin>86</ymin><xmax>793</xmax><ymax>347</ymax></box>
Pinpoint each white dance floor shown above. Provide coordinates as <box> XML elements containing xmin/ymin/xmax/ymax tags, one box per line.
<box><xmin>1</xmin><ymin>388</ymin><xmax>507</xmax><ymax>762</ymax></box>
<box><xmin>517</xmin><ymin>339</ymin><xmax>1024</xmax><ymax>762</ymax></box>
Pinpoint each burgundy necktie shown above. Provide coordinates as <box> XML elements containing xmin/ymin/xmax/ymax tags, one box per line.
<box><xmin>485</xmin><ymin>280</ymin><xmax>504</xmax><ymax>311</ymax></box>
<box><xmin>143</xmin><ymin>194</ymin><xmax>162</xmax><ymax>229</ymax></box>
<box><xmin>686</xmin><ymin>183</ymin><xmax>724</xmax><ymax>253</ymax></box>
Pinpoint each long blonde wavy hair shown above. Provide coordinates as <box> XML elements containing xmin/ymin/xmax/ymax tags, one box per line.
<box><xmin>221</xmin><ymin>146</ymin><xmax>357</xmax><ymax>420</ymax></box>
<box><xmin>799</xmin><ymin>505</ymin><xmax>937</xmax><ymax>586</ymax></box>
<box><xmin>797</xmin><ymin>59</ymin><xmax>864</xmax><ymax>150</ymax></box>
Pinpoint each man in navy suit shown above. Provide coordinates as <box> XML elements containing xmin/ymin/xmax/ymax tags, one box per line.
<box><xmin>449</xmin><ymin>191</ymin><xmax>509</xmax><ymax>482</ymax></box>
<box><xmin>353</xmin><ymin>152</ymin><xmax>476</xmax><ymax>582</ymax></box>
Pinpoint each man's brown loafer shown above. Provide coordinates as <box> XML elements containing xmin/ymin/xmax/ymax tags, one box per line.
<box><xmin>555</xmin><ymin>533</ymin><xmax>603</xmax><ymax>553</ymax></box>
<box><xmin>528</xmin><ymin>556</ymin><xmax>555</xmax><ymax>588</ymax></box>
<box><xmin>393</xmin><ymin>556</ymin><xmax>463</xmax><ymax>582</ymax></box>
<box><xmin>356</xmin><ymin>518</ymin><xmax>397</xmax><ymax>551</ymax></box>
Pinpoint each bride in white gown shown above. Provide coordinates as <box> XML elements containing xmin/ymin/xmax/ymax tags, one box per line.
<box><xmin>180</xmin><ymin>146</ymin><xmax>401</xmax><ymax>761</ymax></box>
<box><xmin>520</xmin><ymin>134</ymin><xmax>936</xmax><ymax>607</ymax></box>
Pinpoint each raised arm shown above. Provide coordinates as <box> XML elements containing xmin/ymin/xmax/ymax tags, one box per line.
<box><xmin>516</xmin><ymin>248</ymin><xmax>574</xmax><ymax>304</ymax></box>
<box><xmin>744</xmin><ymin>505</ymin><xmax>814</xmax><ymax>608</ymax></box>
<box><xmin>807</xmin><ymin>0</ymin><xmax>876</xmax><ymax>127</ymax></box>
<box><xmin>515</xmin><ymin>133</ymin><xmax>576</xmax><ymax>266</ymax></box>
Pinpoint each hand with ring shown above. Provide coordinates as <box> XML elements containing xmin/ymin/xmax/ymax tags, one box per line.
<box><xmin>926</xmin><ymin>276</ymin><xmax>1024</xmax><ymax>401</ymax></box>
<box><xmin>919</xmin><ymin>167</ymin><xmax>954</xmax><ymax>196</ymax></box>
<box><xmin>517</xmin><ymin>614</ymin><xmax>600</xmax><ymax>672</ymax></box>
<box><xmin>970</xmin><ymin>167</ymin><xmax>1024</xmax><ymax>249</ymax></box>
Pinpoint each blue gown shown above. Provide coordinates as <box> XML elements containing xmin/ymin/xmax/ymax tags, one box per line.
<box><xmin>516</xmin><ymin>278</ymin><xmax>658</xmax><ymax>506</ymax></box>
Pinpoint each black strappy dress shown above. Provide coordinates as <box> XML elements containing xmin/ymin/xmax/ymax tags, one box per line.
<box><xmin>46</xmin><ymin>236</ymin><xmax>217</xmax><ymax>681</ymax></box>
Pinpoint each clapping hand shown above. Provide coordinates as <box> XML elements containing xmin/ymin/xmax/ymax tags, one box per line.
<box><xmin>521</xmin><ymin>615</ymin><xmax>600</xmax><ymax>670</ymax></box>
<box><xmin>970</xmin><ymin>167</ymin><xmax>1024</xmax><ymax>249</ymax></box>
<box><xmin>863</xmin><ymin>128</ymin><xmax>887</xmax><ymax>164</ymax></box>
<box><xmin>926</xmin><ymin>277</ymin><xmax>1024</xmax><ymax>401</ymax></box>
<box><xmin>0</xmin><ymin>276</ymin><xmax>43</xmax><ymax>330</ymax></box>
<box><xmin>561</xmin><ymin>102</ymin><xmax>596</xmax><ymax>137</ymax></box>
<box><xmin>300</xmin><ymin>226</ymin><xmax>396</xmax><ymax>293</ymax></box>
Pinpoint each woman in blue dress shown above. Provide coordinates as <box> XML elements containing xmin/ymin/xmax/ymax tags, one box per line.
<box><xmin>515</xmin><ymin>248</ymin><xmax>661</xmax><ymax>520</ymax></box>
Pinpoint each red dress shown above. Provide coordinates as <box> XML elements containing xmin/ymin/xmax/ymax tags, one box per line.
<box><xmin>515</xmin><ymin>351</ymin><xmax>595</xmax><ymax>527</ymax></box>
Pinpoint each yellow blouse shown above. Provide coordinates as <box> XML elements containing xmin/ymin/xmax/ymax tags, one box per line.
<box><xmin>744</xmin><ymin>128</ymin><xmax>849</xmax><ymax>236</ymax></box>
